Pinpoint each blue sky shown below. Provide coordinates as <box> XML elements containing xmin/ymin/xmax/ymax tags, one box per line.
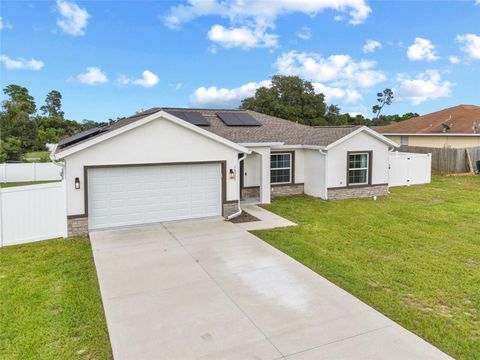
<box><xmin>1</xmin><ymin>0</ymin><xmax>479</xmax><ymax>122</ymax></box>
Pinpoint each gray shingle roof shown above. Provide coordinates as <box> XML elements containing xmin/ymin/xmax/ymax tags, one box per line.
<box><xmin>56</xmin><ymin>107</ymin><xmax>361</xmax><ymax>153</ymax></box>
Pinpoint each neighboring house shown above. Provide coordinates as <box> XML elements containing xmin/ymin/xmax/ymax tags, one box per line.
<box><xmin>52</xmin><ymin>108</ymin><xmax>398</xmax><ymax>236</ymax></box>
<box><xmin>378</xmin><ymin>105</ymin><xmax>480</xmax><ymax>149</ymax></box>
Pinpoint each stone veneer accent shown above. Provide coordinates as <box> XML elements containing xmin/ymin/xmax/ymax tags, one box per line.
<box><xmin>223</xmin><ymin>202</ymin><xmax>239</xmax><ymax>218</ymax></box>
<box><xmin>241</xmin><ymin>187</ymin><xmax>260</xmax><ymax>199</ymax></box>
<box><xmin>67</xmin><ymin>217</ymin><xmax>89</xmax><ymax>237</ymax></box>
<box><xmin>327</xmin><ymin>184</ymin><xmax>388</xmax><ymax>201</ymax></box>
<box><xmin>271</xmin><ymin>183</ymin><xmax>305</xmax><ymax>198</ymax></box>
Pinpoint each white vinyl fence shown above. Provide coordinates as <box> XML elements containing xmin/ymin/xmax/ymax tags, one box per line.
<box><xmin>0</xmin><ymin>181</ymin><xmax>67</xmax><ymax>246</ymax></box>
<box><xmin>0</xmin><ymin>162</ymin><xmax>63</xmax><ymax>183</ymax></box>
<box><xmin>389</xmin><ymin>152</ymin><xmax>432</xmax><ymax>187</ymax></box>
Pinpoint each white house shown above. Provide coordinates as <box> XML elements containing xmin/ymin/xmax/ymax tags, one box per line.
<box><xmin>52</xmin><ymin>108</ymin><xmax>398</xmax><ymax>236</ymax></box>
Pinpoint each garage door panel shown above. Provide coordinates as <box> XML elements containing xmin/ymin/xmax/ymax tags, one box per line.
<box><xmin>88</xmin><ymin>163</ymin><xmax>222</xmax><ymax>230</ymax></box>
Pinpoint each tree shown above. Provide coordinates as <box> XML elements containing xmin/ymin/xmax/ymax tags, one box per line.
<box><xmin>40</xmin><ymin>90</ymin><xmax>64</xmax><ymax>119</ymax></box>
<box><xmin>1</xmin><ymin>137</ymin><xmax>24</xmax><ymax>161</ymax></box>
<box><xmin>240</xmin><ymin>75</ymin><xmax>327</xmax><ymax>126</ymax></box>
<box><xmin>372</xmin><ymin>88</ymin><xmax>394</xmax><ymax>119</ymax></box>
<box><xmin>1</xmin><ymin>85</ymin><xmax>38</xmax><ymax>156</ymax></box>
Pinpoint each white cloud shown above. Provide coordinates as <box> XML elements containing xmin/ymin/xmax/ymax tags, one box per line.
<box><xmin>165</xmin><ymin>0</ymin><xmax>370</xmax><ymax>49</ymax></box>
<box><xmin>276</xmin><ymin>51</ymin><xmax>386</xmax><ymax>88</ymax></box>
<box><xmin>407</xmin><ymin>38</ymin><xmax>439</xmax><ymax>61</ymax></box>
<box><xmin>362</xmin><ymin>39</ymin><xmax>381</xmax><ymax>53</ymax></box>
<box><xmin>56</xmin><ymin>0</ymin><xmax>90</xmax><ymax>36</ymax></box>
<box><xmin>312</xmin><ymin>83</ymin><xmax>362</xmax><ymax>103</ymax></box>
<box><xmin>456</xmin><ymin>33</ymin><xmax>480</xmax><ymax>60</ymax></box>
<box><xmin>297</xmin><ymin>26</ymin><xmax>312</xmax><ymax>40</ymax></box>
<box><xmin>119</xmin><ymin>70</ymin><xmax>159</xmax><ymax>88</ymax></box>
<box><xmin>208</xmin><ymin>24</ymin><xmax>278</xmax><ymax>49</ymax></box>
<box><xmin>348</xmin><ymin>111</ymin><xmax>367</xmax><ymax>118</ymax></box>
<box><xmin>396</xmin><ymin>70</ymin><xmax>453</xmax><ymax>105</ymax></box>
<box><xmin>77</xmin><ymin>67</ymin><xmax>108</xmax><ymax>85</ymax></box>
<box><xmin>164</xmin><ymin>0</ymin><xmax>371</xmax><ymax>28</ymax></box>
<box><xmin>449</xmin><ymin>56</ymin><xmax>460</xmax><ymax>64</ymax></box>
<box><xmin>0</xmin><ymin>55</ymin><xmax>44</xmax><ymax>70</ymax></box>
<box><xmin>191</xmin><ymin>80</ymin><xmax>271</xmax><ymax>107</ymax></box>
<box><xmin>0</xmin><ymin>17</ymin><xmax>13</xmax><ymax>30</ymax></box>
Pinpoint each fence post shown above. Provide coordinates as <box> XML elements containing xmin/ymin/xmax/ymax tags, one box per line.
<box><xmin>33</xmin><ymin>162</ymin><xmax>36</xmax><ymax>182</ymax></box>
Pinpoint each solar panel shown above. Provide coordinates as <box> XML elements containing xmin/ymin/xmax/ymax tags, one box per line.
<box><xmin>216</xmin><ymin>112</ymin><xmax>261</xmax><ymax>126</ymax></box>
<box><xmin>166</xmin><ymin>111</ymin><xmax>210</xmax><ymax>126</ymax></box>
<box><xmin>58</xmin><ymin>125</ymin><xmax>107</xmax><ymax>148</ymax></box>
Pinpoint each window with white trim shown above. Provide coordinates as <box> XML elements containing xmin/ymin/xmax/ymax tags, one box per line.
<box><xmin>348</xmin><ymin>152</ymin><xmax>369</xmax><ymax>185</ymax></box>
<box><xmin>270</xmin><ymin>153</ymin><xmax>292</xmax><ymax>184</ymax></box>
<box><xmin>400</xmin><ymin>135</ymin><xmax>409</xmax><ymax>145</ymax></box>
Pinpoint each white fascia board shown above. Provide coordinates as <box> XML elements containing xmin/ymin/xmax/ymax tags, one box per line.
<box><xmin>302</xmin><ymin>145</ymin><xmax>327</xmax><ymax>150</ymax></box>
<box><xmin>381</xmin><ymin>132</ymin><xmax>480</xmax><ymax>137</ymax></box>
<box><xmin>54</xmin><ymin>111</ymin><xmax>250</xmax><ymax>160</ymax></box>
<box><xmin>240</xmin><ymin>142</ymin><xmax>284</xmax><ymax>147</ymax></box>
<box><xmin>243</xmin><ymin>143</ymin><xmax>326</xmax><ymax>150</ymax></box>
<box><xmin>326</xmin><ymin>126</ymin><xmax>399</xmax><ymax>150</ymax></box>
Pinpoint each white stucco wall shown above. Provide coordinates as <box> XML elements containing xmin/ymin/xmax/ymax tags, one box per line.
<box><xmin>326</xmin><ymin>131</ymin><xmax>391</xmax><ymax>188</ymax></box>
<box><xmin>303</xmin><ymin>149</ymin><xmax>326</xmax><ymax>198</ymax></box>
<box><xmin>243</xmin><ymin>153</ymin><xmax>261</xmax><ymax>187</ymax></box>
<box><xmin>63</xmin><ymin>118</ymin><xmax>241</xmax><ymax>216</ymax></box>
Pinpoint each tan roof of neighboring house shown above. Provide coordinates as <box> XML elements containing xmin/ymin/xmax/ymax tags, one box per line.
<box><xmin>56</xmin><ymin>108</ymin><xmax>362</xmax><ymax>152</ymax></box>
<box><xmin>377</xmin><ymin>105</ymin><xmax>480</xmax><ymax>135</ymax></box>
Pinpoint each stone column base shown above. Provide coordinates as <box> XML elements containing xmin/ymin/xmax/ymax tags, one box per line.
<box><xmin>327</xmin><ymin>184</ymin><xmax>388</xmax><ymax>200</ymax></box>
<box><xmin>241</xmin><ymin>187</ymin><xmax>260</xmax><ymax>199</ymax></box>
<box><xmin>271</xmin><ymin>183</ymin><xmax>304</xmax><ymax>198</ymax></box>
<box><xmin>67</xmin><ymin>217</ymin><xmax>89</xmax><ymax>237</ymax></box>
<box><xmin>223</xmin><ymin>202</ymin><xmax>239</xmax><ymax>218</ymax></box>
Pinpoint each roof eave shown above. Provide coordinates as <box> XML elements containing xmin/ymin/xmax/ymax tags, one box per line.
<box><xmin>326</xmin><ymin>126</ymin><xmax>399</xmax><ymax>150</ymax></box>
<box><xmin>53</xmin><ymin>110</ymin><xmax>250</xmax><ymax>160</ymax></box>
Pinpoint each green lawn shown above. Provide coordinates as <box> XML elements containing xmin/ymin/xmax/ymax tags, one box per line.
<box><xmin>0</xmin><ymin>237</ymin><xmax>112</xmax><ymax>360</ymax></box>
<box><xmin>23</xmin><ymin>151</ymin><xmax>51</xmax><ymax>162</ymax></box>
<box><xmin>255</xmin><ymin>175</ymin><xmax>480</xmax><ymax>360</ymax></box>
<box><xmin>0</xmin><ymin>180</ymin><xmax>61</xmax><ymax>188</ymax></box>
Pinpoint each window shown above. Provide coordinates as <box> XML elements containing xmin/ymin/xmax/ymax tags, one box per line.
<box><xmin>400</xmin><ymin>135</ymin><xmax>409</xmax><ymax>145</ymax></box>
<box><xmin>348</xmin><ymin>152</ymin><xmax>369</xmax><ymax>185</ymax></box>
<box><xmin>271</xmin><ymin>153</ymin><xmax>292</xmax><ymax>184</ymax></box>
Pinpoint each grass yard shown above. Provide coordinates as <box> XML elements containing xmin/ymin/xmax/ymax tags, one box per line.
<box><xmin>255</xmin><ymin>175</ymin><xmax>480</xmax><ymax>360</ymax></box>
<box><xmin>0</xmin><ymin>180</ymin><xmax>61</xmax><ymax>188</ymax></box>
<box><xmin>23</xmin><ymin>151</ymin><xmax>51</xmax><ymax>162</ymax></box>
<box><xmin>0</xmin><ymin>237</ymin><xmax>112</xmax><ymax>360</ymax></box>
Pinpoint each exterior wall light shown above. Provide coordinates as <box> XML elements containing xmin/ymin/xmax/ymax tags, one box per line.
<box><xmin>75</xmin><ymin>177</ymin><xmax>81</xmax><ymax>189</ymax></box>
<box><xmin>229</xmin><ymin>169</ymin><xmax>236</xmax><ymax>180</ymax></box>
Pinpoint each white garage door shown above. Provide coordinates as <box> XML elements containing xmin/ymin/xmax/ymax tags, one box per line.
<box><xmin>88</xmin><ymin>163</ymin><xmax>222</xmax><ymax>230</ymax></box>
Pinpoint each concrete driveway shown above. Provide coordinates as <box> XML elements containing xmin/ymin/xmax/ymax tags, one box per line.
<box><xmin>90</xmin><ymin>215</ymin><xmax>450</xmax><ymax>359</ymax></box>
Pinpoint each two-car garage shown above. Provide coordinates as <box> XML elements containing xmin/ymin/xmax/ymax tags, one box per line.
<box><xmin>87</xmin><ymin>163</ymin><xmax>223</xmax><ymax>230</ymax></box>
<box><xmin>56</xmin><ymin>111</ymin><xmax>248</xmax><ymax>235</ymax></box>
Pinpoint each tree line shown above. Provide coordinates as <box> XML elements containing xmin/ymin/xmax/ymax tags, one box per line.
<box><xmin>0</xmin><ymin>76</ymin><xmax>417</xmax><ymax>162</ymax></box>
<box><xmin>0</xmin><ymin>85</ymin><xmax>105</xmax><ymax>162</ymax></box>
<box><xmin>240</xmin><ymin>75</ymin><xmax>417</xmax><ymax>126</ymax></box>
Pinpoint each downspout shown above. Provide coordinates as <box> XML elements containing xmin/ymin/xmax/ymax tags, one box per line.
<box><xmin>319</xmin><ymin>149</ymin><xmax>328</xmax><ymax>200</ymax></box>
<box><xmin>227</xmin><ymin>153</ymin><xmax>247</xmax><ymax>220</ymax></box>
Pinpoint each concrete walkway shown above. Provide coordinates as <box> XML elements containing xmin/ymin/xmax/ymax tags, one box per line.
<box><xmin>90</xmin><ymin>214</ymin><xmax>451</xmax><ymax>360</ymax></box>
<box><xmin>236</xmin><ymin>204</ymin><xmax>296</xmax><ymax>230</ymax></box>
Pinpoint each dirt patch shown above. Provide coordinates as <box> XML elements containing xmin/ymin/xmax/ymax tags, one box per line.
<box><xmin>403</xmin><ymin>297</ymin><xmax>433</xmax><ymax>312</ymax></box>
<box><xmin>229</xmin><ymin>211</ymin><xmax>260</xmax><ymax>223</ymax></box>
<box><xmin>431</xmin><ymin>198</ymin><xmax>445</xmax><ymax>204</ymax></box>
